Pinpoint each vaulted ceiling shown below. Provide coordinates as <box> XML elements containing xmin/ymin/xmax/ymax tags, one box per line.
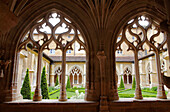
<box><xmin>0</xmin><ymin>0</ymin><xmax>166</xmax><ymax>34</ymax></box>
<box><xmin>0</xmin><ymin>0</ymin><xmax>168</xmax><ymax>60</ymax></box>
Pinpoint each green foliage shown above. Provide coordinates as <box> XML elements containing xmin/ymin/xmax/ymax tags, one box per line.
<box><xmin>48</xmin><ymin>86</ymin><xmax>57</xmax><ymax>92</ymax></box>
<box><xmin>49</xmin><ymin>89</ymin><xmax>60</xmax><ymax>95</ymax></box>
<box><xmin>41</xmin><ymin>67</ymin><xmax>49</xmax><ymax>99</ymax></box>
<box><xmin>73</xmin><ymin>86</ymin><xmax>77</xmax><ymax>89</ymax></box>
<box><xmin>66</xmin><ymin>88</ymin><xmax>85</xmax><ymax>93</ymax></box>
<box><xmin>143</xmin><ymin>87</ymin><xmax>150</xmax><ymax>91</ymax></box>
<box><xmin>142</xmin><ymin>89</ymin><xmax>157</xmax><ymax>94</ymax></box>
<box><xmin>132</xmin><ymin>76</ymin><xmax>136</xmax><ymax>89</ymax></box>
<box><xmin>119</xmin><ymin>76</ymin><xmax>125</xmax><ymax>89</ymax></box>
<box><xmin>118</xmin><ymin>94</ymin><xmax>134</xmax><ymax>98</ymax></box>
<box><xmin>66</xmin><ymin>76</ymin><xmax>71</xmax><ymax>89</ymax></box>
<box><xmin>21</xmin><ymin>69</ymin><xmax>31</xmax><ymax>99</ymax></box>
<box><xmin>55</xmin><ymin>76</ymin><xmax>59</xmax><ymax>86</ymax></box>
<box><xmin>118</xmin><ymin>93</ymin><xmax>156</xmax><ymax>98</ymax></box>
<box><xmin>151</xmin><ymin>86</ymin><xmax>157</xmax><ymax>91</ymax></box>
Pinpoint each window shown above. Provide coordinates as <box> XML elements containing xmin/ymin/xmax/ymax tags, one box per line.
<box><xmin>115</xmin><ymin>15</ymin><xmax>167</xmax><ymax>99</ymax></box>
<box><xmin>66</xmin><ymin>50</ymin><xmax>71</xmax><ymax>53</ymax></box>
<box><xmin>17</xmin><ymin>11</ymin><xmax>86</xmax><ymax>101</ymax></box>
<box><xmin>50</xmin><ymin>49</ymin><xmax>55</xmax><ymax>54</ymax></box>
<box><xmin>132</xmin><ymin>36</ymin><xmax>135</xmax><ymax>40</ymax></box>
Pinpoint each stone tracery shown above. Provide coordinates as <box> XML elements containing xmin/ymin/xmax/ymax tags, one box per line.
<box><xmin>17</xmin><ymin>11</ymin><xmax>86</xmax><ymax>101</ymax></box>
<box><xmin>116</xmin><ymin>15</ymin><xmax>167</xmax><ymax>99</ymax></box>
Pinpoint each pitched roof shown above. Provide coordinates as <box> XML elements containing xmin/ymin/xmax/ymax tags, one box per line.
<box><xmin>49</xmin><ymin>56</ymin><xmax>86</xmax><ymax>62</ymax></box>
<box><xmin>116</xmin><ymin>56</ymin><xmax>134</xmax><ymax>62</ymax></box>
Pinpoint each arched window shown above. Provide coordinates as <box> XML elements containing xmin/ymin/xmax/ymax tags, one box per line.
<box><xmin>17</xmin><ymin>11</ymin><xmax>87</xmax><ymax>101</ymax></box>
<box><xmin>115</xmin><ymin>15</ymin><xmax>167</xmax><ymax>99</ymax></box>
<box><xmin>69</xmin><ymin>66</ymin><xmax>83</xmax><ymax>86</ymax></box>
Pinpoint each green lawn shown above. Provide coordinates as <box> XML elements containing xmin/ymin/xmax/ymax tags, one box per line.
<box><xmin>31</xmin><ymin>88</ymin><xmax>167</xmax><ymax>99</ymax></box>
<box><xmin>50</xmin><ymin>91</ymin><xmax>77</xmax><ymax>99</ymax></box>
<box><xmin>118</xmin><ymin>89</ymin><xmax>158</xmax><ymax>98</ymax></box>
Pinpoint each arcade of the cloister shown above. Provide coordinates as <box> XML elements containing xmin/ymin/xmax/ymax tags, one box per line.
<box><xmin>1</xmin><ymin>0</ymin><xmax>170</xmax><ymax>112</ymax></box>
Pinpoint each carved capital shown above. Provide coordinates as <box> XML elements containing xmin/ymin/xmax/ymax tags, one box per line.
<box><xmin>0</xmin><ymin>60</ymin><xmax>11</xmax><ymax>77</ymax></box>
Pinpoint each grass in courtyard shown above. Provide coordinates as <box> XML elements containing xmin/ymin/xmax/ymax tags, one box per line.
<box><xmin>118</xmin><ymin>88</ymin><xmax>168</xmax><ymax>98</ymax></box>
<box><xmin>31</xmin><ymin>87</ymin><xmax>168</xmax><ymax>99</ymax></box>
<box><xmin>49</xmin><ymin>91</ymin><xmax>77</xmax><ymax>99</ymax></box>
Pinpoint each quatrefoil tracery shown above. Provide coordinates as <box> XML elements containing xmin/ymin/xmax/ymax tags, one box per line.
<box><xmin>116</xmin><ymin>15</ymin><xmax>167</xmax><ymax>54</ymax></box>
<box><xmin>18</xmin><ymin>11</ymin><xmax>86</xmax><ymax>53</ymax></box>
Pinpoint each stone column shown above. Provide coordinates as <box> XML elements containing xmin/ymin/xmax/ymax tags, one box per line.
<box><xmin>127</xmin><ymin>74</ymin><xmax>129</xmax><ymax>84</ymax></box>
<box><xmin>77</xmin><ymin>74</ymin><xmax>79</xmax><ymax>84</ymax></box>
<box><xmin>59</xmin><ymin>48</ymin><xmax>67</xmax><ymax>101</ymax></box>
<box><xmin>65</xmin><ymin>75</ymin><xmax>68</xmax><ymax>84</ymax></box>
<box><xmin>84</xmin><ymin>75</ymin><xmax>86</xmax><ymax>87</ymax></box>
<box><xmin>22</xmin><ymin>57</ymin><xmax>28</xmax><ymax>84</ymax></box>
<box><xmin>33</xmin><ymin>52</ymin><xmax>42</xmax><ymax>101</ymax></box>
<box><xmin>29</xmin><ymin>54</ymin><xmax>35</xmax><ymax>89</ymax></box>
<box><xmin>120</xmin><ymin>64</ymin><xmax>124</xmax><ymax>84</ymax></box>
<box><xmin>164</xmin><ymin>55</ymin><xmax>170</xmax><ymax>97</ymax></box>
<box><xmin>33</xmin><ymin>57</ymin><xmax>37</xmax><ymax>87</ymax></box>
<box><xmin>13</xmin><ymin>52</ymin><xmax>23</xmax><ymax>101</ymax></box>
<box><xmin>149</xmin><ymin>57</ymin><xmax>157</xmax><ymax>87</ymax></box>
<box><xmin>163</xmin><ymin>0</ymin><xmax>170</xmax><ymax>98</ymax></box>
<box><xmin>155</xmin><ymin>52</ymin><xmax>167</xmax><ymax>99</ymax></box>
<box><xmin>49</xmin><ymin>64</ymin><xmax>55</xmax><ymax>87</ymax></box>
<box><xmin>97</xmin><ymin>51</ymin><xmax>109</xmax><ymax>112</ymax></box>
<box><xmin>83</xmin><ymin>64</ymin><xmax>86</xmax><ymax>87</ymax></box>
<box><xmin>134</xmin><ymin>52</ymin><xmax>143</xmax><ymax>99</ymax></box>
<box><xmin>73</xmin><ymin>74</ymin><xmax>74</xmax><ymax>84</ymax></box>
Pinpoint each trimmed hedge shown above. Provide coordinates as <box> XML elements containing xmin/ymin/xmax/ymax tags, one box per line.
<box><xmin>142</xmin><ymin>89</ymin><xmax>157</xmax><ymax>94</ymax></box>
<box><xmin>132</xmin><ymin>76</ymin><xmax>136</xmax><ymax>89</ymax></box>
<box><xmin>55</xmin><ymin>76</ymin><xmax>59</xmax><ymax>86</ymax></box>
<box><xmin>151</xmin><ymin>87</ymin><xmax>157</xmax><ymax>91</ymax></box>
<box><xmin>41</xmin><ymin>67</ymin><xmax>49</xmax><ymax>99</ymax></box>
<box><xmin>118</xmin><ymin>93</ymin><xmax>156</xmax><ymax>98</ymax></box>
<box><xmin>66</xmin><ymin>88</ymin><xmax>85</xmax><ymax>93</ymax></box>
<box><xmin>49</xmin><ymin>89</ymin><xmax>60</xmax><ymax>95</ymax></box>
<box><xmin>66</xmin><ymin>76</ymin><xmax>71</xmax><ymax>89</ymax></box>
<box><xmin>21</xmin><ymin>69</ymin><xmax>31</xmax><ymax>99</ymax></box>
<box><xmin>118</xmin><ymin>89</ymin><xmax>131</xmax><ymax>93</ymax></box>
<box><xmin>119</xmin><ymin>76</ymin><xmax>125</xmax><ymax>89</ymax></box>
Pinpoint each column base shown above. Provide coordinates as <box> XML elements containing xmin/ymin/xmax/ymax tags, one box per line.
<box><xmin>99</xmin><ymin>96</ymin><xmax>109</xmax><ymax>112</ymax></box>
<box><xmin>59</xmin><ymin>97</ymin><xmax>67</xmax><ymax>101</ymax></box>
<box><xmin>135</xmin><ymin>87</ymin><xmax>143</xmax><ymax>99</ymax></box>
<box><xmin>157</xmin><ymin>85</ymin><xmax>167</xmax><ymax>99</ymax></box>
<box><xmin>59</xmin><ymin>89</ymin><xmax>67</xmax><ymax>101</ymax></box>
<box><xmin>33</xmin><ymin>95</ymin><xmax>42</xmax><ymax>101</ymax></box>
<box><xmin>109</xmin><ymin>88</ymin><xmax>119</xmax><ymax>101</ymax></box>
<box><xmin>33</xmin><ymin>88</ymin><xmax>42</xmax><ymax>101</ymax></box>
<box><xmin>84</xmin><ymin>89</ymin><xmax>98</xmax><ymax>101</ymax></box>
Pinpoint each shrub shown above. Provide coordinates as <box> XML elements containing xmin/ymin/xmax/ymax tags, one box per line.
<box><xmin>119</xmin><ymin>76</ymin><xmax>125</xmax><ymax>89</ymax></box>
<box><xmin>41</xmin><ymin>67</ymin><xmax>49</xmax><ymax>99</ymax></box>
<box><xmin>21</xmin><ymin>69</ymin><xmax>31</xmax><ymax>99</ymax></box>
<box><xmin>55</xmin><ymin>75</ymin><xmax>59</xmax><ymax>86</ymax></box>
<box><xmin>66</xmin><ymin>76</ymin><xmax>71</xmax><ymax>89</ymax></box>
<box><xmin>73</xmin><ymin>86</ymin><xmax>78</xmax><ymax>89</ymax></box>
<box><xmin>132</xmin><ymin>76</ymin><xmax>136</xmax><ymax>89</ymax></box>
<box><xmin>142</xmin><ymin>89</ymin><xmax>157</xmax><ymax>94</ymax></box>
<box><xmin>48</xmin><ymin>86</ymin><xmax>56</xmax><ymax>92</ymax></box>
<box><xmin>151</xmin><ymin>87</ymin><xmax>157</xmax><ymax>91</ymax></box>
<box><xmin>118</xmin><ymin>94</ymin><xmax>134</xmax><ymax>98</ymax></box>
<box><xmin>142</xmin><ymin>87</ymin><xmax>150</xmax><ymax>91</ymax></box>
